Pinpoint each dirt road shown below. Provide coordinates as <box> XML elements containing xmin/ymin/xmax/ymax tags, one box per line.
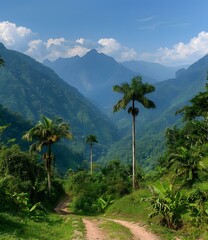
<box><xmin>55</xmin><ymin>195</ymin><xmax>161</xmax><ymax>240</ymax></box>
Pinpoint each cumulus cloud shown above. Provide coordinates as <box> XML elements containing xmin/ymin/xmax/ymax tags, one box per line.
<box><xmin>1</xmin><ymin>21</ymin><xmax>208</xmax><ymax>66</ymax></box>
<box><xmin>46</xmin><ymin>37</ymin><xmax>67</xmax><ymax>48</ymax></box>
<box><xmin>25</xmin><ymin>38</ymin><xmax>90</xmax><ymax>62</ymax></box>
<box><xmin>0</xmin><ymin>21</ymin><xmax>137</xmax><ymax>62</ymax></box>
<box><xmin>141</xmin><ymin>31</ymin><xmax>208</xmax><ymax>66</ymax></box>
<box><xmin>98</xmin><ymin>38</ymin><xmax>121</xmax><ymax>54</ymax></box>
<box><xmin>76</xmin><ymin>38</ymin><xmax>85</xmax><ymax>45</ymax></box>
<box><xmin>0</xmin><ymin>21</ymin><xmax>91</xmax><ymax>61</ymax></box>
<box><xmin>98</xmin><ymin>38</ymin><xmax>137</xmax><ymax>61</ymax></box>
<box><xmin>0</xmin><ymin>21</ymin><xmax>33</xmax><ymax>51</ymax></box>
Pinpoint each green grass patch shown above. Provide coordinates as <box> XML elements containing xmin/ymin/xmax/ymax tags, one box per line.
<box><xmin>0</xmin><ymin>212</ymin><xmax>84</xmax><ymax>240</ymax></box>
<box><xmin>99</xmin><ymin>218</ymin><xmax>133</xmax><ymax>240</ymax></box>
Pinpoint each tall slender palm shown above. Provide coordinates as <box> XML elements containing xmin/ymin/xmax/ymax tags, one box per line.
<box><xmin>22</xmin><ymin>116</ymin><xmax>72</xmax><ymax>196</ymax></box>
<box><xmin>85</xmin><ymin>135</ymin><xmax>98</xmax><ymax>174</ymax></box>
<box><xmin>113</xmin><ymin>76</ymin><xmax>156</xmax><ymax>189</ymax></box>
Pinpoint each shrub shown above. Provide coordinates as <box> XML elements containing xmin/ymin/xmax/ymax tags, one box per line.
<box><xmin>143</xmin><ymin>183</ymin><xmax>187</xmax><ymax>229</ymax></box>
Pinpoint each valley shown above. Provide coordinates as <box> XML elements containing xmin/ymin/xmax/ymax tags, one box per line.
<box><xmin>1</xmin><ymin>43</ymin><xmax>208</xmax><ymax>239</ymax></box>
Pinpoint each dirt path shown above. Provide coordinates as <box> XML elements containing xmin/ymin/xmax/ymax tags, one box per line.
<box><xmin>83</xmin><ymin>218</ymin><xmax>108</xmax><ymax>240</ymax></box>
<box><xmin>54</xmin><ymin>194</ymin><xmax>71</xmax><ymax>215</ymax></box>
<box><xmin>110</xmin><ymin>219</ymin><xmax>160</xmax><ymax>240</ymax></box>
<box><xmin>55</xmin><ymin>196</ymin><xmax>161</xmax><ymax>240</ymax></box>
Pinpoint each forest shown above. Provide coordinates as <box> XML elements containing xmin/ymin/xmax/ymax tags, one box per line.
<box><xmin>1</xmin><ymin>53</ymin><xmax>208</xmax><ymax>240</ymax></box>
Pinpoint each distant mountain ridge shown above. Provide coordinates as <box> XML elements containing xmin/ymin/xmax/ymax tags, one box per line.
<box><xmin>0</xmin><ymin>43</ymin><xmax>118</xmax><ymax>146</ymax></box>
<box><xmin>121</xmin><ymin>60</ymin><xmax>187</xmax><ymax>82</ymax></box>
<box><xmin>43</xmin><ymin>49</ymin><xmax>157</xmax><ymax>108</ymax></box>
<box><xmin>1</xmin><ymin>41</ymin><xmax>208</xmax><ymax>171</ymax></box>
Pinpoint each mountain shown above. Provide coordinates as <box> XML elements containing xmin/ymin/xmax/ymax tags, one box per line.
<box><xmin>121</xmin><ymin>60</ymin><xmax>187</xmax><ymax>82</ymax></box>
<box><xmin>0</xmin><ymin>43</ymin><xmax>119</xmax><ymax>170</ymax></box>
<box><xmin>0</xmin><ymin>105</ymin><xmax>83</xmax><ymax>172</ymax></box>
<box><xmin>101</xmin><ymin>54</ymin><xmax>208</xmax><ymax>169</ymax></box>
<box><xmin>43</xmin><ymin>49</ymin><xmax>157</xmax><ymax>108</ymax></box>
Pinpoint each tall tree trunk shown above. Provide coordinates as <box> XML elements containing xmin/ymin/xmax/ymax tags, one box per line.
<box><xmin>47</xmin><ymin>143</ymin><xmax>52</xmax><ymax>197</ymax></box>
<box><xmin>132</xmin><ymin>100</ymin><xmax>136</xmax><ymax>189</ymax></box>
<box><xmin>90</xmin><ymin>144</ymin><xmax>93</xmax><ymax>175</ymax></box>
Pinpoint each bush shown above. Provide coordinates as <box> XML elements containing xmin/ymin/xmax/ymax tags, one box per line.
<box><xmin>143</xmin><ymin>183</ymin><xmax>187</xmax><ymax>229</ymax></box>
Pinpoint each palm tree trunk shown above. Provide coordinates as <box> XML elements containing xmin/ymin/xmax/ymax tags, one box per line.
<box><xmin>132</xmin><ymin>101</ymin><xmax>136</xmax><ymax>189</ymax></box>
<box><xmin>47</xmin><ymin>143</ymin><xmax>52</xmax><ymax>197</ymax></box>
<box><xmin>90</xmin><ymin>145</ymin><xmax>93</xmax><ymax>175</ymax></box>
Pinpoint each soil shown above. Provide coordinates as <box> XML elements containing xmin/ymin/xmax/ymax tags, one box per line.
<box><xmin>55</xmin><ymin>196</ymin><xmax>161</xmax><ymax>240</ymax></box>
<box><xmin>83</xmin><ymin>218</ymin><xmax>107</xmax><ymax>240</ymax></box>
<box><xmin>110</xmin><ymin>219</ymin><xmax>160</xmax><ymax>240</ymax></box>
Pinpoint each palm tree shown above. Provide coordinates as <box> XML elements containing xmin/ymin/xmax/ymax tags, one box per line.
<box><xmin>113</xmin><ymin>76</ymin><xmax>155</xmax><ymax>189</ymax></box>
<box><xmin>22</xmin><ymin>116</ymin><xmax>72</xmax><ymax>196</ymax></box>
<box><xmin>85</xmin><ymin>135</ymin><xmax>98</xmax><ymax>174</ymax></box>
<box><xmin>168</xmin><ymin>145</ymin><xmax>207</xmax><ymax>186</ymax></box>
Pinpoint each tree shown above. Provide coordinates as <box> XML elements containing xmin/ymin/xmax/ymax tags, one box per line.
<box><xmin>113</xmin><ymin>76</ymin><xmax>156</xmax><ymax>189</ymax></box>
<box><xmin>176</xmin><ymin>75</ymin><xmax>208</xmax><ymax>121</ymax></box>
<box><xmin>22</xmin><ymin>116</ymin><xmax>72</xmax><ymax>196</ymax></box>
<box><xmin>168</xmin><ymin>145</ymin><xmax>207</xmax><ymax>186</ymax></box>
<box><xmin>85</xmin><ymin>134</ymin><xmax>98</xmax><ymax>174</ymax></box>
<box><xmin>0</xmin><ymin>56</ymin><xmax>4</xmax><ymax>67</ymax></box>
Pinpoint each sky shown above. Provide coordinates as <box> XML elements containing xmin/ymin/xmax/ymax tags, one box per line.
<box><xmin>0</xmin><ymin>0</ymin><xmax>208</xmax><ymax>66</ymax></box>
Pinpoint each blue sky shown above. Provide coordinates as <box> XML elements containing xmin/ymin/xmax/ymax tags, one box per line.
<box><xmin>0</xmin><ymin>0</ymin><xmax>208</xmax><ymax>66</ymax></box>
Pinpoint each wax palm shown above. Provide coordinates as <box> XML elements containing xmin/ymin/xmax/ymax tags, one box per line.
<box><xmin>85</xmin><ymin>135</ymin><xmax>98</xmax><ymax>174</ymax></box>
<box><xmin>23</xmin><ymin>116</ymin><xmax>72</xmax><ymax>196</ymax></box>
<box><xmin>113</xmin><ymin>76</ymin><xmax>155</xmax><ymax>189</ymax></box>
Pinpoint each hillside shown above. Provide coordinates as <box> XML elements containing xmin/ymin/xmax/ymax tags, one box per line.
<box><xmin>0</xmin><ymin>43</ymin><xmax>120</xmax><ymax>171</ymax></box>
<box><xmin>0</xmin><ymin>43</ymin><xmax>118</xmax><ymax>142</ymax></box>
<box><xmin>121</xmin><ymin>60</ymin><xmax>185</xmax><ymax>82</ymax></box>
<box><xmin>101</xmin><ymin>54</ymin><xmax>208</xmax><ymax>168</ymax></box>
<box><xmin>43</xmin><ymin>49</ymin><xmax>157</xmax><ymax>108</ymax></box>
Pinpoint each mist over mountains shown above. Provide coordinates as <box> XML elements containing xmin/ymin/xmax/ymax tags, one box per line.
<box><xmin>43</xmin><ymin>49</ymin><xmax>157</xmax><ymax>108</ymax></box>
<box><xmin>121</xmin><ymin>60</ymin><xmax>188</xmax><ymax>82</ymax></box>
<box><xmin>1</xmin><ymin>41</ymin><xmax>208</xmax><ymax>170</ymax></box>
<box><xmin>0</xmin><ymin>43</ymin><xmax>118</xmax><ymax>154</ymax></box>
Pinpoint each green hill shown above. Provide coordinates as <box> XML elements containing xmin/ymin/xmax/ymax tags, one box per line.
<box><xmin>0</xmin><ymin>43</ymin><xmax>119</xmax><ymax>171</ymax></box>
<box><xmin>0</xmin><ymin>43</ymin><xmax>118</xmax><ymax>143</ymax></box>
<box><xmin>102</xmin><ymin>54</ymin><xmax>208</xmax><ymax>169</ymax></box>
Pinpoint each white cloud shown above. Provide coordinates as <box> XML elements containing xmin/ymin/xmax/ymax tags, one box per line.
<box><xmin>98</xmin><ymin>38</ymin><xmax>121</xmax><ymax>54</ymax></box>
<box><xmin>76</xmin><ymin>38</ymin><xmax>85</xmax><ymax>45</ymax></box>
<box><xmin>98</xmin><ymin>38</ymin><xmax>137</xmax><ymax>61</ymax></box>
<box><xmin>1</xmin><ymin>21</ymin><xmax>207</xmax><ymax>66</ymax></box>
<box><xmin>26</xmin><ymin>39</ymin><xmax>49</xmax><ymax>62</ymax></box>
<box><xmin>0</xmin><ymin>21</ymin><xmax>137</xmax><ymax>62</ymax></box>
<box><xmin>25</xmin><ymin>38</ymin><xmax>89</xmax><ymax>62</ymax></box>
<box><xmin>140</xmin><ymin>31</ymin><xmax>208</xmax><ymax>66</ymax></box>
<box><xmin>46</xmin><ymin>37</ymin><xmax>67</xmax><ymax>48</ymax></box>
<box><xmin>121</xmin><ymin>48</ymin><xmax>137</xmax><ymax>61</ymax></box>
<box><xmin>0</xmin><ymin>21</ymin><xmax>33</xmax><ymax>51</ymax></box>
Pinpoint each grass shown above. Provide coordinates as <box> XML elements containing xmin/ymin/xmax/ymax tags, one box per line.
<box><xmin>0</xmin><ymin>212</ymin><xmax>84</xmax><ymax>240</ymax></box>
<box><xmin>99</xmin><ymin>218</ymin><xmax>133</xmax><ymax>240</ymax></box>
<box><xmin>2</xmin><ymin>188</ymin><xmax>208</xmax><ymax>240</ymax></box>
<box><xmin>104</xmin><ymin>188</ymin><xmax>208</xmax><ymax>239</ymax></box>
<box><xmin>104</xmin><ymin>189</ymin><xmax>184</xmax><ymax>240</ymax></box>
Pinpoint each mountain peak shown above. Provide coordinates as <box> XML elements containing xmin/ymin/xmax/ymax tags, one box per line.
<box><xmin>89</xmin><ymin>49</ymin><xmax>98</xmax><ymax>54</ymax></box>
<box><xmin>84</xmin><ymin>49</ymin><xmax>99</xmax><ymax>57</ymax></box>
<box><xmin>83</xmin><ymin>49</ymin><xmax>116</xmax><ymax>64</ymax></box>
<box><xmin>0</xmin><ymin>42</ymin><xmax>6</xmax><ymax>50</ymax></box>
